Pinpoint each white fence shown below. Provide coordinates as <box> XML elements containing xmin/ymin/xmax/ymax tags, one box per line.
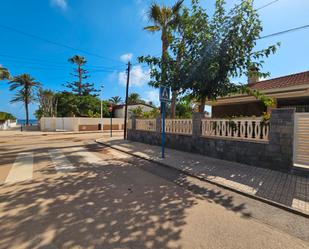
<box><xmin>165</xmin><ymin>119</ymin><xmax>192</xmax><ymax>135</ymax></box>
<box><xmin>201</xmin><ymin>118</ymin><xmax>269</xmax><ymax>141</ymax></box>
<box><xmin>40</xmin><ymin>117</ymin><xmax>124</xmax><ymax>132</ymax></box>
<box><xmin>136</xmin><ymin>119</ymin><xmax>156</xmax><ymax>131</ymax></box>
<box><xmin>132</xmin><ymin>117</ymin><xmax>269</xmax><ymax>142</ymax></box>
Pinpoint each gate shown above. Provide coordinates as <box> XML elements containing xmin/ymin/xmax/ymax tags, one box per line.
<box><xmin>293</xmin><ymin>113</ymin><xmax>309</xmax><ymax>169</ymax></box>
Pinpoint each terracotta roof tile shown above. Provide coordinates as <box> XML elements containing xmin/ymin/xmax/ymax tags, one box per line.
<box><xmin>248</xmin><ymin>70</ymin><xmax>309</xmax><ymax>90</ymax></box>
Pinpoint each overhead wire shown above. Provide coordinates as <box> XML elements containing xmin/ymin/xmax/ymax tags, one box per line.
<box><xmin>0</xmin><ymin>24</ymin><xmax>125</xmax><ymax>66</ymax></box>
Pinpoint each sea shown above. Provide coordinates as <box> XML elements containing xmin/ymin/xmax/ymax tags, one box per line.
<box><xmin>17</xmin><ymin>119</ymin><xmax>38</xmax><ymax>125</ymax></box>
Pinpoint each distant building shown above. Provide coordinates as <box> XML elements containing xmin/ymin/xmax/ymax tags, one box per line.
<box><xmin>206</xmin><ymin>70</ymin><xmax>309</xmax><ymax>118</ymax></box>
<box><xmin>113</xmin><ymin>103</ymin><xmax>157</xmax><ymax>118</ymax></box>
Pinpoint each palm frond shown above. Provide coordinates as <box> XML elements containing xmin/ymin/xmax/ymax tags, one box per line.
<box><xmin>172</xmin><ymin>0</ymin><xmax>184</xmax><ymax>14</ymax></box>
<box><xmin>144</xmin><ymin>25</ymin><xmax>161</xmax><ymax>32</ymax></box>
<box><xmin>149</xmin><ymin>3</ymin><xmax>163</xmax><ymax>24</ymax></box>
<box><xmin>0</xmin><ymin>66</ymin><xmax>10</xmax><ymax>80</ymax></box>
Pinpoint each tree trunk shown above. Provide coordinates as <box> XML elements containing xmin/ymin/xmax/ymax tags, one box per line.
<box><xmin>199</xmin><ymin>97</ymin><xmax>206</xmax><ymax>114</ymax></box>
<box><xmin>161</xmin><ymin>30</ymin><xmax>168</xmax><ymax>86</ymax></box>
<box><xmin>25</xmin><ymin>102</ymin><xmax>29</xmax><ymax>126</ymax></box>
<box><xmin>78</xmin><ymin>65</ymin><xmax>82</xmax><ymax>96</ymax></box>
<box><xmin>171</xmin><ymin>90</ymin><xmax>177</xmax><ymax>118</ymax></box>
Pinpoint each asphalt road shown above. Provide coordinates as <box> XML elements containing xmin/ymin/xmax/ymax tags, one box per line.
<box><xmin>0</xmin><ymin>132</ymin><xmax>308</xmax><ymax>249</ymax></box>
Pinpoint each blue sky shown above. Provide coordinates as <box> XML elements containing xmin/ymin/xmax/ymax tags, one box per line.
<box><xmin>0</xmin><ymin>0</ymin><xmax>308</xmax><ymax>119</ymax></box>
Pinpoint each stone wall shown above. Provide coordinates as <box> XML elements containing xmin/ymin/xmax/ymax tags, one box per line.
<box><xmin>128</xmin><ymin>108</ymin><xmax>295</xmax><ymax>172</ymax></box>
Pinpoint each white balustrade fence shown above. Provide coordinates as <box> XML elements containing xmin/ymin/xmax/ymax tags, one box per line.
<box><xmin>136</xmin><ymin>119</ymin><xmax>156</xmax><ymax>131</ymax></box>
<box><xmin>201</xmin><ymin>118</ymin><xmax>269</xmax><ymax>141</ymax></box>
<box><xmin>165</xmin><ymin>119</ymin><xmax>192</xmax><ymax>135</ymax></box>
<box><xmin>133</xmin><ymin>117</ymin><xmax>269</xmax><ymax>142</ymax></box>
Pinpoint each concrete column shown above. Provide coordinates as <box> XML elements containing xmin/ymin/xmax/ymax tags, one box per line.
<box><xmin>156</xmin><ymin>115</ymin><xmax>162</xmax><ymax>133</ymax></box>
<box><xmin>267</xmin><ymin>108</ymin><xmax>295</xmax><ymax>170</ymax></box>
<box><xmin>131</xmin><ymin>116</ymin><xmax>136</xmax><ymax>131</ymax></box>
<box><xmin>192</xmin><ymin>113</ymin><xmax>203</xmax><ymax>138</ymax></box>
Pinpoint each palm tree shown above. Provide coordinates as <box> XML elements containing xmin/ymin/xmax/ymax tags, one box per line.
<box><xmin>128</xmin><ymin>93</ymin><xmax>141</xmax><ymax>105</ymax></box>
<box><xmin>144</xmin><ymin>0</ymin><xmax>183</xmax><ymax>117</ymax></box>
<box><xmin>9</xmin><ymin>74</ymin><xmax>41</xmax><ymax>125</ymax></box>
<box><xmin>0</xmin><ymin>66</ymin><xmax>10</xmax><ymax>80</ymax></box>
<box><xmin>109</xmin><ymin>96</ymin><xmax>123</xmax><ymax>106</ymax></box>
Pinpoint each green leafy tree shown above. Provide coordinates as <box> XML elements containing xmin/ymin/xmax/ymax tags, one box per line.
<box><xmin>65</xmin><ymin>55</ymin><xmax>98</xmax><ymax>96</ymax></box>
<box><xmin>129</xmin><ymin>106</ymin><xmax>144</xmax><ymax>118</ymax></box>
<box><xmin>55</xmin><ymin>92</ymin><xmax>109</xmax><ymax>117</ymax></box>
<box><xmin>0</xmin><ymin>66</ymin><xmax>10</xmax><ymax>80</ymax></box>
<box><xmin>0</xmin><ymin>112</ymin><xmax>16</xmax><ymax>121</ymax></box>
<box><xmin>142</xmin><ymin>108</ymin><xmax>160</xmax><ymax>118</ymax></box>
<box><xmin>180</xmin><ymin>0</ymin><xmax>279</xmax><ymax>112</ymax></box>
<box><xmin>9</xmin><ymin>74</ymin><xmax>41</xmax><ymax>125</ymax></box>
<box><xmin>109</xmin><ymin>96</ymin><xmax>123</xmax><ymax>106</ymax></box>
<box><xmin>175</xmin><ymin>98</ymin><xmax>194</xmax><ymax>118</ymax></box>
<box><xmin>143</xmin><ymin>0</ymin><xmax>184</xmax><ymax>117</ymax></box>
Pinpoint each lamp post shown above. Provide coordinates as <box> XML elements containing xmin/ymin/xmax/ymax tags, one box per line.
<box><xmin>100</xmin><ymin>84</ymin><xmax>104</xmax><ymax>133</ymax></box>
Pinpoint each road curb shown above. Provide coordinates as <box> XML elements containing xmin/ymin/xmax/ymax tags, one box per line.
<box><xmin>96</xmin><ymin>139</ymin><xmax>309</xmax><ymax>219</ymax></box>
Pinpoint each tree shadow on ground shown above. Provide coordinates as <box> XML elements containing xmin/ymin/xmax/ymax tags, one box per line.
<box><xmin>0</xmin><ymin>146</ymin><xmax>251</xmax><ymax>249</ymax></box>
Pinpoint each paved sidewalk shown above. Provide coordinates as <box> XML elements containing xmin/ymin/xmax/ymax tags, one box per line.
<box><xmin>97</xmin><ymin>138</ymin><xmax>309</xmax><ymax>216</ymax></box>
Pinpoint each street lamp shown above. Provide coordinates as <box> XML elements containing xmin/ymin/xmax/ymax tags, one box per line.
<box><xmin>100</xmin><ymin>84</ymin><xmax>104</xmax><ymax>133</ymax></box>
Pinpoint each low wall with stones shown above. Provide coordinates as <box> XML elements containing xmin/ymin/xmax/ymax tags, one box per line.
<box><xmin>128</xmin><ymin>108</ymin><xmax>295</xmax><ymax>172</ymax></box>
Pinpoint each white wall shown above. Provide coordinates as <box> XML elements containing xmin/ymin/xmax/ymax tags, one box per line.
<box><xmin>0</xmin><ymin>120</ymin><xmax>17</xmax><ymax>130</ymax></box>
<box><xmin>40</xmin><ymin>117</ymin><xmax>124</xmax><ymax>132</ymax></box>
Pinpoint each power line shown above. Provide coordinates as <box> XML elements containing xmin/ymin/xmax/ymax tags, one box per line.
<box><xmin>0</xmin><ymin>24</ymin><xmax>124</xmax><ymax>65</ymax></box>
<box><xmin>256</xmin><ymin>0</ymin><xmax>279</xmax><ymax>11</ymax></box>
<box><xmin>260</xmin><ymin>24</ymin><xmax>309</xmax><ymax>39</ymax></box>
<box><xmin>0</xmin><ymin>54</ymin><xmax>125</xmax><ymax>70</ymax></box>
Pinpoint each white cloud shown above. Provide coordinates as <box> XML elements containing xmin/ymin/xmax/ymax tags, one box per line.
<box><xmin>118</xmin><ymin>65</ymin><xmax>150</xmax><ymax>87</ymax></box>
<box><xmin>143</xmin><ymin>90</ymin><xmax>160</xmax><ymax>106</ymax></box>
<box><xmin>50</xmin><ymin>0</ymin><xmax>68</xmax><ymax>11</ymax></box>
<box><xmin>120</xmin><ymin>53</ymin><xmax>133</xmax><ymax>63</ymax></box>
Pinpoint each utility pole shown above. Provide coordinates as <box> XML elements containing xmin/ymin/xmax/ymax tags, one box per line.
<box><xmin>123</xmin><ymin>61</ymin><xmax>131</xmax><ymax>140</ymax></box>
<box><xmin>100</xmin><ymin>84</ymin><xmax>104</xmax><ymax>133</ymax></box>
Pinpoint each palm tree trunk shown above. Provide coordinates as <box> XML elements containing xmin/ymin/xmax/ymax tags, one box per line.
<box><xmin>161</xmin><ymin>30</ymin><xmax>168</xmax><ymax>86</ymax></box>
<box><xmin>25</xmin><ymin>102</ymin><xmax>29</xmax><ymax>126</ymax></box>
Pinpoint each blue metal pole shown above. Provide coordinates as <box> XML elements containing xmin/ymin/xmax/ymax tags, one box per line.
<box><xmin>162</xmin><ymin>101</ymin><xmax>166</xmax><ymax>158</ymax></box>
<box><xmin>110</xmin><ymin>112</ymin><xmax>112</xmax><ymax>137</ymax></box>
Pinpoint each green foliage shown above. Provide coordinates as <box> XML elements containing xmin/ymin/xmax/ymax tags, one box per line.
<box><xmin>0</xmin><ymin>111</ymin><xmax>16</xmax><ymax>121</ymax></box>
<box><xmin>9</xmin><ymin>74</ymin><xmax>41</xmax><ymax>125</ymax></box>
<box><xmin>129</xmin><ymin>106</ymin><xmax>144</xmax><ymax>118</ymax></box>
<box><xmin>175</xmin><ymin>98</ymin><xmax>193</xmax><ymax>118</ymax></box>
<box><xmin>0</xmin><ymin>66</ymin><xmax>10</xmax><ymax>80</ymax></box>
<box><xmin>180</xmin><ymin>0</ymin><xmax>279</xmax><ymax>108</ymax></box>
<box><xmin>128</xmin><ymin>93</ymin><xmax>144</xmax><ymax>105</ymax></box>
<box><xmin>238</xmin><ymin>85</ymin><xmax>275</xmax><ymax>108</ymax></box>
<box><xmin>65</xmin><ymin>55</ymin><xmax>98</xmax><ymax>96</ymax></box>
<box><xmin>54</xmin><ymin>92</ymin><xmax>108</xmax><ymax>117</ymax></box>
<box><xmin>141</xmin><ymin>0</ymin><xmax>279</xmax><ymax>114</ymax></box>
<box><xmin>109</xmin><ymin>96</ymin><xmax>123</xmax><ymax>106</ymax></box>
<box><xmin>142</xmin><ymin>108</ymin><xmax>160</xmax><ymax>118</ymax></box>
